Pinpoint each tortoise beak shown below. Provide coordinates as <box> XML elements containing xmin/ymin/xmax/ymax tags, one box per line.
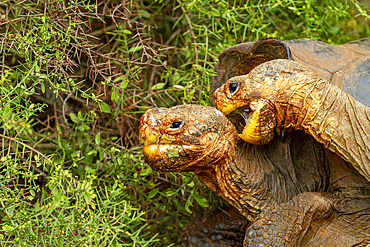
<box><xmin>213</xmin><ymin>87</ymin><xmax>249</xmax><ymax>115</ymax></box>
<box><xmin>216</xmin><ymin>101</ymin><xmax>247</xmax><ymax>115</ymax></box>
<box><xmin>238</xmin><ymin>100</ymin><xmax>277</xmax><ymax>145</ymax></box>
<box><xmin>214</xmin><ymin>87</ymin><xmax>276</xmax><ymax>145</ymax></box>
<box><xmin>139</xmin><ymin>113</ymin><xmax>175</xmax><ymax>164</ymax></box>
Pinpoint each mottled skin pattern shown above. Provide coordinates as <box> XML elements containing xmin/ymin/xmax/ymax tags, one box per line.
<box><xmin>139</xmin><ymin>104</ymin><xmax>370</xmax><ymax>246</ymax></box>
<box><xmin>214</xmin><ymin>59</ymin><xmax>370</xmax><ymax>182</ymax></box>
<box><xmin>178</xmin><ymin>207</ymin><xmax>250</xmax><ymax>247</ymax></box>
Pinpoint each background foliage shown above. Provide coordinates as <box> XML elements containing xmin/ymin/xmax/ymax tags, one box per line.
<box><xmin>1</xmin><ymin>0</ymin><xmax>369</xmax><ymax>245</ymax></box>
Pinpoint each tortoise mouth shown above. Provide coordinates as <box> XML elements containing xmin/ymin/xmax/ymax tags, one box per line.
<box><xmin>143</xmin><ymin>143</ymin><xmax>195</xmax><ymax>157</ymax></box>
<box><xmin>143</xmin><ymin>143</ymin><xmax>198</xmax><ymax>172</ymax></box>
<box><xmin>227</xmin><ymin>106</ymin><xmax>253</xmax><ymax>134</ymax></box>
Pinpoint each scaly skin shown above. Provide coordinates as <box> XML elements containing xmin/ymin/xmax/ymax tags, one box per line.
<box><xmin>139</xmin><ymin>105</ymin><xmax>266</xmax><ymax>219</ymax></box>
<box><xmin>178</xmin><ymin>207</ymin><xmax>250</xmax><ymax>247</ymax></box>
<box><xmin>214</xmin><ymin>59</ymin><xmax>370</xmax><ymax>182</ymax></box>
<box><xmin>139</xmin><ymin>105</ymin><xmax>327</xmax><ymax>220</ymax></box>
<box><xmin>244</xmin><ymin>192</ymin><xmax>370</xmax><ymax>247</ymax></box>
<box><xmin>139</xmin><ymin>104</ymin><xmax>370</xmax><ymax>246</ymax></box>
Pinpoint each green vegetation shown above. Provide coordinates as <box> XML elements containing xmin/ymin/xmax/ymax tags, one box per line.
<box><xmin>1</xmin><ymin>0</ymin><xmax>369</xmax><ymax>245</ymax></box>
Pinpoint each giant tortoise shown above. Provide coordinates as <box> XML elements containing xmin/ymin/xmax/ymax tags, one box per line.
<box><xmin>139</xmin><ymin>38</ymin><xmax>370</xmax><ymax>246</ymax></box>
<box><xmin>214</xmin><ymin>59</ymin><xmax>370</xmax><ymax>181</ymax></box>
<box><xmin>213</xmin><ymin>38</ymin><xmax>370</xmax><ymax>182</ymax></box>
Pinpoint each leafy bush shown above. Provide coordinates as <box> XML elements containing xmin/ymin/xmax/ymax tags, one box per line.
<box><xmin>1</xmin><ymin>0</ymin><xmax>369</xmax><ymax>246</ymax></box>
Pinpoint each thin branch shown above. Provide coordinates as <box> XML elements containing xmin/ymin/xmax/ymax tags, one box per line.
<box><xmin>0</xmin><ymin>134</ymin><xmax>49</xmax><ymax>178</ymax></box>
<box><xmin>176</xmin><ymin>0</ymin><xmax>199</xmax><ymax>64</ymax></box>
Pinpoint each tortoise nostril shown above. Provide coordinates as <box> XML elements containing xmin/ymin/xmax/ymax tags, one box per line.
<box><xmin>140</xmin><ymin>114</ymin><xmax>148</xmax><ymax>124</ymax></box>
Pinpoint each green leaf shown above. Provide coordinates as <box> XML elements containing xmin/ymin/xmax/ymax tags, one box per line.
<box><xmin>151</xmin><ymin>83</ymin><xmax>166</xmax><ymax>90</ymax></box>
<box><xmin>41</xmin><ymin>82</ymin><xmax>45</xmax><ymax>93</ymax></box>
<box><xmin>173</xmin><ymin>71</ymin><xmax>180</xmax><ymax>82</ymax></box>
<box><xmin>165</xmin><ymin>190</ymin><xmax>175</xmax><ymax>196</ymax></box>
<box><xmin>113</xmin><ymin>75</ymin><xmax>126</xmax><ymax>83</ymax></box>
<box><xmin>192</xmin><ymin>64</ymin><xmax>203</xmax><ymax>71</ymax></box>
<box><xmin>84</xmin><ymin>155</ymin><xmax>94</xmax><ymax>165</ymax></box>
<box><xmin>174</xmin><ymin>85</ymin><xmax>185</xmax><ymax>90</ymax></box>
<box><xmin>78</xmin><ymin>111</ymin><xmax>83</xmax><ymax>120</ymax></box>
<box><xmin>3</xmin><ymin>104</ymin><xmax>11</xmax><ymax>120</ymax></box>
<box><xmin>111</xmin><ymin>88</ymin><xmax>121</xmax><ymax>103</ymax></box>
<box><xmin>35</xmin><ymin>62</ymin><xmax>40</xmax><ymax>72</ymax></box>
<box><xmin>187</xmin><ymin>180</ymin><xmax>195</xmax><ymax>187</ymax></box>
<box><xmin>140</xmin><ymin>167</ymin><xmax>152</xmax><ymax>177</ymax></box>
<box><xmin>122</xmin><ymin>29</ymin><xmax>132</xmax><ymax>35</ymax></box>
<box><xmin>95</xmin><ymin>132</ymin><xmax>101</xmax><ymax>145</ymax></box>
<box><xmin>185</xmin><ymin>197</ymin><xmax>193</xmax><ymax>213</ymax></box>
<box><xmin>128</xmin><ymin>46</ymin><xmax>143</xmax><ymax>53</ymax></box>
<box><xmin>193</xmin><ymin>194</ymin><xmax>209</xmax><ymax>207</ymax></box>
<box><xmin>99</xmin><ymin>150</ymin><xmax>105</xmax><ymax>160</ymax></box>
<box><xmin>70</xmin><ymin>113</ymin><xmax>79</xmax><ymax>123</ymax></box>
<box><xmin>2</xmin><ymin>224</ymin><xmax>12</xmax><ymax>232</ymax></box>
<box><xmin>148</xmin><ymin>188</ymin><xmax>159</xmax><ymax>199</ymax></box>
<box><xmin>6</xmin><ymin>207</ymin><xmax>13</xmax><ymax>217</ymax></box>
<box><xmin>82</xmin><ymin>124</ymin><xmax>90</xmax><ymax>130</ymax></box>
<box><xmin>120</xmin><ymin>80</ymin><xmax>129</xmax><ymax>90</ymax></box>
<box><xmin>84</xmin><ymin>133</ymin><xmax>91</xmax><ymax>141</ymax></box>
<box><xmin>99</xmin><ymin>102</ymin><xmax>111</xmax><ymax>113</ymax></box>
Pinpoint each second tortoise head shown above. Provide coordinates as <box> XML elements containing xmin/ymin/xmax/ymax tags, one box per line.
<box><xmin>213</xmin><ymin>59</ymin><xmax>316</xmax><ymax>145</ymax></box>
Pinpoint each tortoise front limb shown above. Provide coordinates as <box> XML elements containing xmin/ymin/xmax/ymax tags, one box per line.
<box><xmin>243</xmin><ymin>192</ymin><xmax>334</xmax><ymax>247</ymax></box>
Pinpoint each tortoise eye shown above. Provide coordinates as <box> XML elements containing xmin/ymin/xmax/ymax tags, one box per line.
<box><xmin>169</xmin><ymin>120</ymin><xmax>183</xmax><ymax>130</ymax></box>
<box><xmin>228</xmin><ymin>81</ymin><xmax>239</xmax><ymax>95</ymax></box>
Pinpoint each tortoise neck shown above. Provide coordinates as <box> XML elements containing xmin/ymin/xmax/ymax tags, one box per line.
<box><xmin>275</xmin><ymin>76</ymin><xmax>325</xmax><ymax>132</ymax></box>
<box><xmin>214</xmin><ymin>155</ymin><xmax>265</xmax><ymax>221</ymax></box>
<box><xmin>194</xmin><ymin>142</ymin><xmax>268</xmax><ymax>221</ymax></box>
<box><xmin>209</xmin><ymin>134</ymin><xmax>329</xmax><ymax>221</ymax></box>
<box><xmin>278</xmin><ymin>76</ymin><xmax>370</xmax><ymax>181</ymax></box>
<box><xmin>325</xmin><ymin>149</ymin><xmax>370</xmax><ymax>196</ymax></box>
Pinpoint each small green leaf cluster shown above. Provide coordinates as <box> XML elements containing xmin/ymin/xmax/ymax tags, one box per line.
<box><xmin>0</xmin><ymin>154</ymin><xmax>157</xmax><ymax>246</ymax></box>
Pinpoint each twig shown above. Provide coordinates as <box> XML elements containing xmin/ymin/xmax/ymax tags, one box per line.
<box><xmin>61</xmin><ymin>92</ymin><xmax>73</xmax><ymax>125</ymax></box>
<box><xmin>0</xmin><ymin>134</ymin><xmax>49</xmax><ymax>178</ymax></box>
<box><xmin>176</xmin><ymin>0</ymin><xmax>199</xmax><ymax>64</ymax></box>
<box><xmin>88</xmin><ymin>24</ymin><xmax>116</xmax><ymax>37</ymax></box>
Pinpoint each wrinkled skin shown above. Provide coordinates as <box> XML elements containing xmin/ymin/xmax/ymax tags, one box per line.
<box><xmin>214</xmin><ymin>59</ymin><xmax>370</xmax><ymax>182</ymax></box>
<box><xmin>139</xmin><ymin>104</ymin><xmax>370</xmax><ymax>246</ymax></box>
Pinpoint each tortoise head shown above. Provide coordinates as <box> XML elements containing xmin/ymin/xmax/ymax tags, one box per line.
<box><xmin>214</xmin><ymin>59</ymin><xmax>313</xmax><ymax>145</ymax></box>
<box><xmin>139</xmin><ymin>104</ymin><xmax>237</xmax><ymax>172</ymax></box>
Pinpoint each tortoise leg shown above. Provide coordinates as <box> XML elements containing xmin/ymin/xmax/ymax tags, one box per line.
<box><xmin>178</xmin><ymin>207</ymin><xmax>250</xmax><ymax>247</ymax></box>
<box><xmin>243</xmin><ymin>192</ymin><xmax>335</xmax><ymax>247</ymax></box>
